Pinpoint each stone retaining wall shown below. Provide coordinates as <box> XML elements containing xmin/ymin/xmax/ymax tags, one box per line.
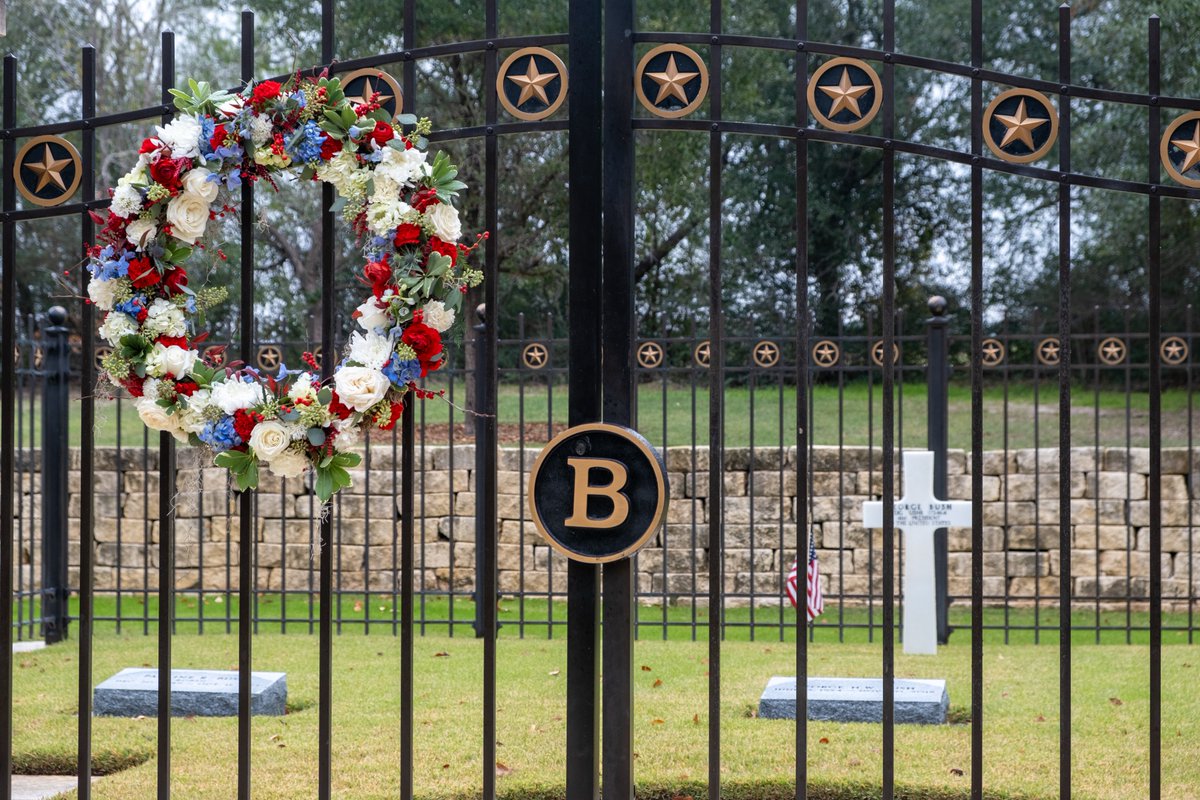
<box><xmin>9</xmin><ymin>446</ymin><xmax>1198</xmax><ymax>610</ymax></box>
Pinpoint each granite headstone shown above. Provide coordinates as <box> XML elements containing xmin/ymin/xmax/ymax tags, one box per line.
<box><xmin>94</xmin><ymin>668</ymin><xmax>287</xmax><ymax>717</ymax></box>
<box><xmin>758</xmin><ymin>676</ymin><xmax>948</xmax><ymax>724</ymax></box>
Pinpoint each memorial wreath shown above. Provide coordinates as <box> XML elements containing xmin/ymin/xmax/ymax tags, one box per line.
<box><xmin>85</xmin><ymin>73</ymin><xmax>484</xmax><ymax>501</ymax></box>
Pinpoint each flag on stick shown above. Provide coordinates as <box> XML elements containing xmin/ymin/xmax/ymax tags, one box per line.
<box><xmin>786</xmin><ymin>530</ymin><xmax>824</xmax><ymax>622</ymax></box>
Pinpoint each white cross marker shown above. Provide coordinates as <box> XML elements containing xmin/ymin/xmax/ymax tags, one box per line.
<box><xmin>863</xmin><ymin>451</ymin><xmax>972</xmax><ymax>655</ymax></box>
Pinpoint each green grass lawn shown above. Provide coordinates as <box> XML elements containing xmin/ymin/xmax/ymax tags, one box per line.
<box><xmin>11</xmin><ymin>615</ymin><xmax>1199</xmax><ymax>800</ymax></box>
<box><xmin>18</xmin><ymin>379</ymin><xmax>1199</xmax><ymax>448</ymax></box>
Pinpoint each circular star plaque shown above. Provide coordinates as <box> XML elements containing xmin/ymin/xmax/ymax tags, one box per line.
<box><xmin>635</xmin><ymin>44</ymin><xmax>709</xmax><ymax>119</ymax></box>
<box><xmin>529</xmin><ymin>423</ymin><xmax>668</xmax><ymax>563</ymax></box>
<box><xmin>1160</xmin><ymin>111</ymin><xmax>1200</xmax><ymax>188</ymax></box>
<box><xmin>637</xmin><ymin>341</ymin><xmax>665</xmax><ymax>369</ymax></box>
<box><xmin>693</xmin><ymin>340</ymin><xmax>711</xmax><ymax>368</ymax></box>
<box><xmin>497</xmin><ymin>47</ymin><xmax>568</xmax><ymax>121</ymax></box>
<box><xmin>983</xmin><ymin>88</ymin><xmax>1058</xmax><ymax>164</ymax></box>
<box><xmin>807</xmin><ymin>57</ymin><xmax>882</xmax><ymax>133</ymax></box>
<box><xmin>752</xmin><ymin>340</ymin><xmax>781</xmax><ymax>368</ymax></box>
<box><xmin>1160</xmin><ymin>336</ymin><xmax>1189</xmax><ymax>366</ymax></box>
<box><xmin>1097</xmin><ymin>337</ymin><xmax>1127</xmax><ymax>366</ymax></box>
<box><xmin>980</xmin><ymin>338</ymin><xmax>1006</xmax><ymax>367</ymax></box>
<box><xmin>1036</xmin><ymin>336</ymin><xmax>1062</xmax><ymax>366</ymax></box>
<box><xmin>14</xmin><ymin>135</ymin><xmax>81</xmax><ymax>208</ymax></box>
<box><xmin>811</xmin><ymin>340</ymin><xmax>840</xmax><ymax>368</ymax></box>
<box><xmin>522</xmin><ymin>342</ymin><xmax>550</xmax><ymax>370</ymax></box>
<box><xmin>338</xmin><ymin>68</ymin><xmax>404</xmax><ymax>120</ymax></box>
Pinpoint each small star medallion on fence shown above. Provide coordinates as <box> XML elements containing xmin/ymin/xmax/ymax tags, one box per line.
<box><xmin>522</xmin><ymin>342</ymin><xmax>550</xmax><ymax>370</ymax></box>
<box><xmin>870</xmin><ymin>340</ymin><xmax>900</xmax><ymax>367</ymax></box>
<box><xmin>635</xmin><ymin>44</ymin><xmax>708</xmax><ymax>119</ymax></box>
<box><xmin>753</xmin><ymin>340</ymin><xmax>781</xmax><ymax>368</ymax></box>
<box><xmin>1161</xmin><ymin>112</ymin><xmax>1200</xmax><ymax>188</ymax></box>
<box><xmin>1036</xmin><ymin>337</ymin><xmax>1062</xmax><ymax>366</ymax></box>
<box><xmin>637</xmin><ymin>341</ymin><xmax>665</xmax><ymax>369</ymax></box>
<box><xmin>693</xmin><ymin>340</ymin><xmax>711</xmax><ymax>368</ymax></box>
<box><xmin>1160</xmin><ymin>336</ymin><xmax>1189</xmax><ymax>366</ymax></box>
<box><xmin>338</xmin><ymin>69</ymin><xmax>404</xmax><ymax>120</ymax></box>
<box><xmin>14</xmin><ymin>135</ymin><xmax>81</xmax><ymax>208</ymax></box>
<box><xmin>811</xmin><ymin>340</ymin><xmax>840</xmax><ymax>368</ymax></box>
<box><xmin>980</xmin><ymin>338</ymin><xmax>1006</xmax><ymax>367</ymax></box>
<box><xmin>498</xmin><ymin>48</ymin><xmax>568</xmax><ymax>121</ymax></box>
<box><xmin>94</xmin><ymin>346</ymin><xmax>112</xmax><ymax>371</ymax></box>
<box><xmin>256</xmin><ymin>344</ymin><xmax>282</xmax><ymax>371</ymax></box>
<box><xmin>1097</xmin><ymin>337</ymin><xmax>1127</xmax><ymax>366</ymax></box>
<box><xmin>807</xmin><ymin>58</ymin><xmax>882</xmax><ymax>132</ymax></box>
<box><xmin>983</xmin><ymin>89</ymin><xmax>1058</xmax><ymax>164</ymax></box>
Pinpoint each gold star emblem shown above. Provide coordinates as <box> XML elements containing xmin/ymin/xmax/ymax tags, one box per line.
<box><xmin>995</xmin><ymin>99</ymin><xmax>1048</xmax><ymax>150</ymax></box>
<box><xmin>23</xmin><ymin>144</ymin><xmax>71</xmax><ymax>192</ymax></box>
<box><xmin>819</xmin><ymin>68</ymin><xmax>872</xmax><ymax>118</ymax></box>
<box><xmin>523</xmin><ymin>343</ymin><xmax>549</xmax><ymax>369</ymax></box>
<box><xmin>1170</xmin><ymin>123</ymin><xmax>1200</xmax><ymax>174</ymax></box>
<box><xmin>507</xmin><ymin>58</ymin><xmax>557</xmax><ymax>107</ymax></box>
<box><xmin>346</xmin><ymin>76</ymin><xmax>394</xmax><ymax>109</ymax></box>
<box><xmin>647</xmin><ymin>55</ymin><xmax>699</xmax><ymax>106</ymax></box>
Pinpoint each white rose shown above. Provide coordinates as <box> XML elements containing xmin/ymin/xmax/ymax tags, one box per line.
<box><xmin>155</xmin><ymin>115</ymin><xmax>202</xmax><ymax>159</ymax></box>
<box><xmin>421</xmin><ymin>301</ymin><xmax>455</xmax><ymax>333</ymax></box>
<box><xmin>178</xmin><ymin>389</ymin><xmax>212</xmax><ymax>434</ymax></box>
<box><xmin>144</xmin><ymin>299</ymin><xmax>186</xmax><ymax>339</ymax></box>
<box><xmin>424</xmin><ymin>202</ymin><xmax>461</xmax><ymax>242</ymax></box>
<box><xmin>87</xmin><ymin>278</ymin><xmax>119</xmax><ymax>312</ymax></box>
<box><xmin>266</xmin><ymin>449</ymin><xmax>309</xmax><ymax>478</ymax></box>
<box><xmin>165</xmin><ymin>191</ymin><xmax>211</xmax><ymax>244</ymax></box>
<box><xmin>99</xmin><ymin>313</ymin><xmax>138</xmax><ymax>346</ymax></box>
<box><xmin>111</xmin><ymin>184</ymin><xmax>143</xmax><ymax>219</ymax></box>
<box><xmin>248</xmin><ymin>420</ymin><xmax>292</xmax><ymax>461</ymax></box>
<box><xmin>146</xmin><ymin>343</ymin><xmax>198</xmax><ymax>379</ymax></box>
<box><xmin>135</xmin><ymin>396</ymin><xmax>187</xmax><ymax>442</ymax></box>
<box><xmin>210</xmin><ymin>379</ymin><xmax>265</xmax><ymax>415</ymax></box>
<box><xmin>333</xmin><ymin>366</ymin><xmax>390</xmax><ymax>412</ymax></box>
<box><xmin>355</xmin><ymin>297</ymin><xmax>392</xmax><ymax>332</ymax></box>
<box><xmin>181</xmin><ymin>168</ymin><xmax>219</xmax><ymax>204</ymax></box>
<box><xmin>125</xmin><ymin>218</ymin><xmax>157</xmax><ymax>249</ymax></box>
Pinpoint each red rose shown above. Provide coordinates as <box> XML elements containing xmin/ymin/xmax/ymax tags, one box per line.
<box><xmin>319</xmin><ymin>135</ymin><xmax>342</xmax><ymax>161</ymax></box>
<box><xmin>139</xmin><ymin>138</ymin><xmax>160</xmax><ymax>154</ymax></box>
<box><xmin>149</xmin><ymin>157</ymin><xmax>190</xmax><ymax>193</ymax></box>
<box><xmin>410</xmin><ymin>188</ymin><xmax>439</xmax><ymax>212</ymax></box>
<box><xmin>209</xmin><ymin>123</ymin><xmax>229</xmax><ymax>152</ymax></box>
<box><xmin>392</xmin><ymin>223</ymin><xmax>421</xmax><ymax>249</ymax></box>
<box><xmin>401</xmin><ymin>321</ymin><xmax>442</xmax><ymax>362</ymax></box>
<box><xmin>377</xmin><ymin>401</ymin><xmax>404</xmax><ymax>430</ymax></box>
<box><xmin>233</xmin><ymin>408</ymin><xmax>262</xmax><ymax>444</ymax></box>
<box><xmin>428</xmin><ymin>237</ymin><xmax>458</xmax><ymax>266</ymax></box>
<box><xmin>164</xmin><ymin>266</ymin><xmax>188</xmax><ymax>295</ymax></box>
<box><xmin>250</xmin><ymin>80</ymin><xmax>282</xmax><ymax>108</ymax></box>
<box><xmin>136</xmin><ymin>305</ymin><xmax>149</xmax><ymax>323</ymax></box>
<box><xmin>120</xmin><ymin>376</ymin><xmax>145</xmax><ymax>397</ymax></box>
<box><xmin>368</xmin><ymin>120</ymin><xmax>394</xmax><ymax>148</ymax></box>
<box><xmin>157</xmin><ymin>336</ymin><xmax>188</xmax><ymax>349</ymax></box>
<box><xmin>128</xmin><ymin>257</ymin><xmax>160</xmax><ymax>290</ymax></box>
<box><xmin>174</xmin><ymin>379</ymin><xmax>199</xmax><ymax>397</ymax></box>
<box><xmin>362</xmin><ymin>258</ymin><xmax>392</xmax><ymax>298</ymax></box>
<box><xmin>327</xmin><ymin>392</ymin><xmax>354</xmax><ymax>420</ymax></box>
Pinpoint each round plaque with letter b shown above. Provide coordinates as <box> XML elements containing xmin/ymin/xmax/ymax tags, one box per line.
<box><xmin>529</xmin><ymin>423</ymin><xmax>668</xmax><ymax>563</ymax></box>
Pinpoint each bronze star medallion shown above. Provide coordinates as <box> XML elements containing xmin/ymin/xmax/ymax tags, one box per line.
<box><xmin>807</xmin><ymin>57</ymin><xmax>882</xmax><ymax>132</ymax></box>
<box><xmin>983</xmin><ymin>88</ymin><xmax>1058</xmax><ymax>164</ymax></box>
<box><xmin>257</xmin><ymin>344</ymin><xmax>283</xmax><ymax>371</ymax></box>
<box><xmin>1036</xmin><ymin>337</ymin><xmax>1062</xmax><ymax>367</ymax></box>
<box><xmin>1160</xmin><ymin>111</ymin><xmax>1200</xmax><ymax>188</ymax></box>
<box><xmin>635</xmin><ymin>44</ymin><xmax>708</xmax><ymax>119</ymax></box>
<box><xmin>811</xmin><ymin>340</ymin><xmax>840</xmax><ymax>368</ymax></box>
<box><xmin>693</xmin><ymin>340</ymin><xmax>711</xmax><ymax>368</ymax></box>
<box><xmin>637</xmin><ymin>341</ymin><xmax>665</xmax><ymax>369</ymax></box>
<box><xmin>338</xmin><ymin>68</ymin><xmax>404</xmax><ymax>120</ymax></box>
<box><xmin>1160</xmin><ymin>336</ymin><xmax>1189</xmax><ymax>366</ymax></box>
<box><xmin>94</xmin><ymin>346</ymin><xmax>113</xmax><ymax>371</ymax></box>
<box><xmin>14</xmin><ymin>135</ymin><xmax>81</xmax><ymax>208</ymax></box>
<box><xmin>980</xmin><ymin>338</ymin><xmax>1006</xmax><ymax>368</ymax></box>
<box><xmin>498</xmin><ymin>47</ymin><xmax>568</xmax><ymax>121</ymax></box>
<box><xmin>1097</xmin><ymin>337</ymin><xmax>1127</xmax><ymax>366</ymax></box>
<box><xmin>522</xmin><ymin>342</ymin><xmax>550</xmax><ymax>370</ymax></box>
<box><xmin>870</xmin><ymin>340</ymin><xmax>900</xmax><ymax>367</ymax></box>
<box><xmin>753</xmin><ymin>340</ymin><xmax>781</xmax><ymax>368</ymax></box>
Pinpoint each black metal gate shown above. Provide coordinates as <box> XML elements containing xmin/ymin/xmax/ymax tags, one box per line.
<box><xmin>1</xmin><ymin>1</ymin><xmax>1196</xmax><ymax>799</ymax></box>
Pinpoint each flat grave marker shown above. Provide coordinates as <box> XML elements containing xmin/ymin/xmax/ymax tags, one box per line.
<box><xmin>758</xmin><ymin>675</ymin><xmax>949</xmax><ymax>725</ymax></box>
<box><xmin>94</xmin><ymin>668</ymin><xmax>287</xmax><ymax>717</ymax></box>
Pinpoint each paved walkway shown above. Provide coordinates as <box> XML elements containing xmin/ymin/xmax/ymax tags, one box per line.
<box><xmin>12</xmin><ymin>776</ymin><xmax>88</xmax><ymax>800</ymax></box>
<box><xmin>13</xmin><ymin>642</ymin><xmax>46</xmax><ymax>653</ymax></box>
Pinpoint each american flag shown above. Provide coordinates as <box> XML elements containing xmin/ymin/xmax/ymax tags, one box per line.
<box><xmin>786</xmin><ymin>530</ymin><xmax>824</xmax><ymax>622</ymax></box>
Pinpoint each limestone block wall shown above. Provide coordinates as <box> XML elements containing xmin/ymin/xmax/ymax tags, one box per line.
<box><xmin>8</xmin><ymin>445</ymin><xmax>1198</xmax><ymax>610</ymax></box>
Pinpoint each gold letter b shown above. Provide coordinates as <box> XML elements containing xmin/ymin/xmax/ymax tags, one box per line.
<box><xmin>564</xmin><ymin>457</ymin><xmax>630</xmax><ymax>529</ymax></box>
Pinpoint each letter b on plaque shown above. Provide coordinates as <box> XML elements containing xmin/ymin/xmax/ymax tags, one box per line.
<box><xmin>530</xmin><ymin>424</ymin><xmax>668</xmax><ymax>562</ymax></box>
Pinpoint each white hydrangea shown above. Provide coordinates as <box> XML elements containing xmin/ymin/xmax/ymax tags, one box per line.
<box><xmin>155</xmin><ymin>114</ymin><xmax>203</xmax><ymax>159</ymax></box>
<box><xmin>87</xmin><ymin>278</ymin><xmax>120</xmax><ymax>312</ymax></box>
<box><xmin>421</xmin><ymin>301</ymin><xmax>455</xmax><ymax>333</ymax></box>
<box><xmin>375</xmin><ymin>145</ymin><xmax>426</xmax><ymax>188</ymax></box>
<box><xmin>317</xmin><ymin>151</ymin><xmax>368</xmax><ymax>197</ymax></box>
<box><xmin>424</xmin><ymin>202</ymin><xmax>461</xmax><ymax>242</ymax></box>
<box><xmin>110</xmin><ymin>184</ymin><xmax>143</xmax><ymax>219</ymax></box>
<box><xmin>332</xmin><ymin>416</ymin><xmax>361</xmax><ymax>449</ymax></box>
<box><xmin>143</xmin><ymin>299</ymin><xmax>187</xmax><ymax>339</ymax></box>
<box><xmin>249</xmin><ymin>113</ymin><xmax>273</xmax><ymax>146</ymax></box>
<box><xmin>366</xmin><ymin>195</ymin><xmax>413</xmax><ymax>237</ymax></box>
<box><xmin>346</xmin><ymin>331</ymin><xmax>394</xmax><ymax>370</ymax></box>
<box><xmin>98</xmin><ymin>313</ymin><xmax>138</xmax><ymax>346</ymax></box>
<box><xmin>210</xmin><ymin>379</ymin><xmax>265</xmax><ymax>415</ymax></box>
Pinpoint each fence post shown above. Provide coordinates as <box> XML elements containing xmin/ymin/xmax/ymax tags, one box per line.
<box><xmin>472</xmin><ymin>303</ymin><xmax>499</xmax><ymax>638</ymax></box>
<box><xmin>925</xmin><ymin>295</ymin><xmax>952</xmax><ymax>644</ymax></box>
<box><xmin>40</xmin><ymin>305</ymin><xmax>71</xmax><ymax>644</ymax></box>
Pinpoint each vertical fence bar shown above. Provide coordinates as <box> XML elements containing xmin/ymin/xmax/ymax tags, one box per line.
<box><xmin>566</xmin><ymin>0</ymin><xmax>603</xmax><ymax>792</ymax></box>
<box><xmin>706</xmin><ymin>1</ymin><xmax>724</xmax><ymax>796</ymax></box>
<box><xmin>1146</xmin><ymin>15</ymin><xmax>1162</xmax><ymax>800</ymax></box>
<box><xmin>318</xmin><ymin>1</ymin><xmax>336</xmax><ymax>797</ymax></box>
<box><xmin>400</xmin><ymin>404</ymin><xmax>414</xmax><ymax>800</ymax></box>
<box><xmin>1056</xmin><ymin>6</ymin><xmax>1072</xmax><ymax>798</ymax></box>
<box><xmin>77</xmin><ymin>41</ymin><xmax>97</xmax><ymax>800</ymax></box>
<box><xmin>969</xmin><ymin>0</ymin><xmax>984</xmax><ymax>797</ymax></box>
<box><xmin>156</xmin><ymin>30</ymin><xmax>177</xmax><ymax>800</ymax></box>
<box><xmin>880</xmin><ymin>0</ymin><xmax>896</xmax><ymax>797</ymax></box>
<box><xmin>602</xmin><ymin>0</ymin><xmax>636</xmax><ymax>793</ymax></box>
<box><xmin>0</xmin><ymin>51</ymin><xmax>16</xmax><ymax>800</ymax></box>
<box><xmin>479</xmin><ymin>0</ymin><xmax>499</xmax><ymax>794</ymax></box>
<box><xmin>794</xmin><ymin>1</ymin><xmax>809</xmax><ymax>796</ymax></box>
<box><xmin>926</xmin><ymin>299</ymin><xmax>950</xmax><ymax>644</ymax></box>
<box><xmin>238</xmin><ymin>11</ymin><xmax>255</xmax><ymax>799</ymax></box>
<box><xmin>40</xmin><ymin>310</ymin><xmax>69</xmax><ymax>643</ymax></box>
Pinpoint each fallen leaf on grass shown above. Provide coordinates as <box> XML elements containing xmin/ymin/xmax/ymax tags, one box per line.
<box><xmin>1109</xmin><ymin>697</ymin><xmax>1123</xmax><ymax>706</ymax></box>
<box><xmin>692</xmin><ymin>714</ymin><xmax>700</xmax><ymax>725</ymax></box>
<box><xmin>1036</xmin><ymin>715</ymin><xmax>1046</xmax><ymax>722</ymax></box>
<box><xmin>641</xmin><ymin>665</ymin><xmax>652</xmax><ymax>672</ymax></box>
<box><xmin>269</xmin><ymin>734</ymin><xmax>282</xmax><ymax>742</ymax></box>
<box><xmin>434</xmin><ymin>651</ymin><xmax>450</xmax><ymax>658</ymax></box>
<box><xmin>442</xmin><ymin>764</ymin><xmax>450</xmax><ymax>770</ymax></box>
<box><xmin>548</xmin><ymin>669</ymin><xmax>560</xmax><ymax>676</ymax></box>
<box><xmin>353</xmin><ymin>601</ymin><xmax>364</xmax><ymax>612</ymax></box>
<box><xmin>949</xmin><ymin>768</ymin><xmax>964</xmax><ymax>777</ymax></box>
<box><xmin>496</xmin><ymin>762</ymin><xmax>513</xmax><ymax>777</ymax></box>
<box><xmin>651</xmin><ymin>718</ymin><xmax>665</xmax><ymax>725</ymax></box>
<box><xmin>653</xmin><ymin>679</ymin><xmax>663</xmax><ymax>688</ymax></box>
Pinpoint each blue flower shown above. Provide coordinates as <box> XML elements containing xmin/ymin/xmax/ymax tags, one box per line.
<box><xmin>198</xmin><ymin>417</ymin><xmax>242</xmax><ymax>453</ymax></box>
<box><xmin>288</xmin><ymin>120</ymin><xmax>326</xmax><ymax>164</ymax></box>
<box><xmin>290</xmin><ymin>91</ymin><xmax>307</xmax><ymax>108</ymax></box>
<box><xmin>198</xmin><ymin>115</ymin><xmax>216</xmax><ymax>155</ymax></box>
<box><xmin>382</xmin><ymin>356</ymin><xmax>421</xmax><ymax>387</ymax></box>
<box><xmin>89</xmin><ymin>248</ymin><xmax>133</xmax><ymax>281</ymax></box>
<box><xmin>114</xmin><ymin>295</ymin><xmax>147</xmax><ymax>317</ymax></box>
